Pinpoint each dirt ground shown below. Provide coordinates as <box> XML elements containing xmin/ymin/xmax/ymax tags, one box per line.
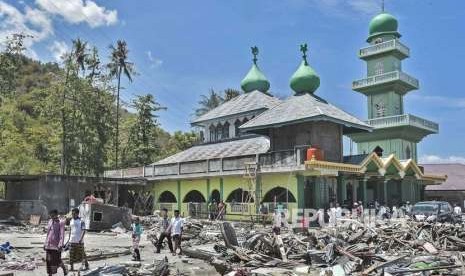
<box><xmin>0</xmin><ymin>229</ymin><xmax>220</xmax><ymax>275</ymax></box>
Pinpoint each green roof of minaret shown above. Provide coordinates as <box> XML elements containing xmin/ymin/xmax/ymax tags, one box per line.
<box><xmin>290</xmin><ymin>43</ymin><xmax>320</xmax><ymax>94</ymax></box>
<box><xmin>240</xmin><ymin>46</ymin><xmax>270</xmax><ymax>93</ymax></box>
<box><xmin>368</xmin><ymin>12</ymin><xmax>399</xmax><ymax>39</ymax></box>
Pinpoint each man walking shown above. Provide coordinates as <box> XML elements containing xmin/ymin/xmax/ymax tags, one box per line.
<box><xmin>156</xmin><ymin>208</ymin><xmax>173</xmax><ymax>254</ymax></box>
<box><xmin>170</xmin><ymin>210</ymin><xmax>184</xmax><ymax>256</ymax></box>
<box><xmin>68</xmin><ymin>208</ymin><xmax>89</xmax><ymax>271</ymax></box>
<box><xmin>44</xmin><ymin>209</ymin><xmax>67</xmax><ymax>276</ymax></box>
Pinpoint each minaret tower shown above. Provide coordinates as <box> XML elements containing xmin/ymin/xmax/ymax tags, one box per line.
<box><xmin>349</xmin><ymin>6</ymin><xmax>438</xmax><ymax>161</ymax></box>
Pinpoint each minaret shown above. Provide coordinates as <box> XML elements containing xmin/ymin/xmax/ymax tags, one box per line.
<box><xmin>348</xmin><ymin>9</ymin><xmax>438</xmax><ymax>161</ymax></box>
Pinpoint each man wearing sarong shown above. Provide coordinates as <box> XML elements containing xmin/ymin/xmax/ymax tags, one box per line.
<box><xmin>68</xmin><ymin>208</ymin><xmax>89</xmax><ymax>271</ymax></box>
<box><xmin>44</xmin><ymin>209</ymin><xmax>67</xmax><ymax>276</ymax></box>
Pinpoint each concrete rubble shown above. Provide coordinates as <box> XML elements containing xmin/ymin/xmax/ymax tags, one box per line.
<box><xmin>2</xmin><ymin>214</ymin><xmax>465</xmax><ymax>275</ymax></box>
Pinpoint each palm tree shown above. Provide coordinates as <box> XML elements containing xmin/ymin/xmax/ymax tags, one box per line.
<box><xmin>223</xmin><ymin>88</ymin><xmax>241</xmax><ymax>101</ymax></box>
<box><xmin>195</xmin><ymin>89</ymin><xmax>224</xmax><ymax>117</ymax></box>
<box><xmin>86</xmin><ymin>46</ymin><xmax>100</xmax><ymax>82</ymax></box>
<box><xmin>108</xmin><ymin>40</ymin><xmax>135</xmax><ymax>169</ymax></box>
<box><xmin>72</xmin><ymin>38</ymin><xmax>87</xmax><ymax>76</ymax></box>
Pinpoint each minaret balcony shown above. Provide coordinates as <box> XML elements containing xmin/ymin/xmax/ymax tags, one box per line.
<box><xmin>352</xmin><ymin>70</ymin><xmax>419</xmax><ymax>94</ymax></box>
<box><xmin>367</xmin><ymin>114</ymin><xmax>439</xmax><ymax>134</ymax></box>
<box><xmin>359</xmin><ymin>39</ymin><xmax>409</xmax><ymax>60</ymax></box>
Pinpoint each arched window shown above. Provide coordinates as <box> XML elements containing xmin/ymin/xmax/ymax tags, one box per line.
<box><xmin>262</xmin><ymin>187</ymin><xmax>297</xmax><ymax>203</ymax></box>
<box><xmin>226</xmin><ymin>188</ymin><xmax>254</xmax><ymax>203</ymax></box>
<box><xmin>209</xmin><ymin>125</ymin><xmax>215</xmax><ymax>142</ymax></box>
<box><xmin>406</xmin><ymin>145</ymin><xmax>411</xmax><ymax>159</ymax></box>
<box><xmin>222</xmin><ymin>122</ymin><xmax>230</xmax><ymax>139</ymax></box>
<box><xmin>234</xmin><ymin>119</ymin><xmax>242</xmax><ymax>137</ymax></box>
<box><xmin>183</xmin><ymin>190</ymin><xmax>206</xmax><ymax>203</ymax></box>
<box><xmin>210</xmin><ymin>190</ymin><xmax>220</xmax><ymax>203</ymax></box>
<box><xmin>158</xmin><ymin>191</ymin><xmax>177</xmax><ymax>203</ymax></box>
<box><xmin>215</xmin><ymin>123</ymin><xmax>222</xmax><ymax>141</ymax></box>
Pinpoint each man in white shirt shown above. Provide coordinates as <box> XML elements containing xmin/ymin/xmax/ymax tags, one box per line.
<box><xmin>169</xmin><ymin>210</ymin><xmax>184</xmax><ymax>256</ymax></box>
<box><xmin>68</xmin><ymin>208</ymin><xmax>89</xmax><ymax>271</ymax></box>
<box><xmin>454</xmin><ymin>204</ymin><xmax>462</xmax><ymax>216</ymax></box>
<box><xmin>335</xmin><ymin>203</ymin><xmax>342</xmax><ymax>219</ymax></box>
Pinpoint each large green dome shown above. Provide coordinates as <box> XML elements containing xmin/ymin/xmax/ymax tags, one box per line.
<box><xmin>290</xmin><ymin>60</ymin><xmax>320</xmax><ymax>94</ymax></box>
<box><xmin>241</xmin><ymin>64</ymin><xmax>270</xmax><ymax>93</ymax></box>
<box><xmin>369</xmin><ymin>12</ymin><xmax>398</xmax><ymax>36</ymax></box>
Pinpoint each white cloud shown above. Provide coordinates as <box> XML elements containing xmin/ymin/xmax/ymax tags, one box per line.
<box><xmin>36</xmin><ymin>0</ymin><xmax>118</xmax><ymax>28</ymax></box>
<box><xmin>0</xmin><ymin>1</ymin><xmax>53</xmax><ymax>49</ymax></box>
<box><xmin>48</xmin><ymin>40</ymin><xmax>69</xmax><ymax>62</ymax></box>
<box><xmin>419</xmin><ymin>155</ymin><xmax>465</xmax><ymax>165</ymax></box>
<box><xmin>146</xmin><ymin>51</ymin><xmax>163</xmax><ymax>68</ymax></box>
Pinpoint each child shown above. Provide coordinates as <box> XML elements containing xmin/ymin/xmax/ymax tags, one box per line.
<box><xmin>131</xmin><ymin>217</ymin><xmax>143</xmax><ymax>261</ymax></box>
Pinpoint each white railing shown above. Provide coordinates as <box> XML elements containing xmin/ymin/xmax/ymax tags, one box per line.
<box><xmin>154</xmin><ymin>203</ymin><xmax>177</xmax><ymax>212</ymax></box>
<box><xmin>230</xmin><ymin>203</ymin><xmax>250</xmax><ymax>213</ymax></box>
<box><xmin>359</xmin><ymin>39</ymin><xmax>410</xmax><ymax>58</ymax></box>
<box><xmin>367</xmin><ymin>114</ymin><xmax>438</xmax><ymax>133</ymax></box>
<box><xmin>352</xmin><ymin>71</ymin><xmax>419</xmax><ymax>90</ymax></box>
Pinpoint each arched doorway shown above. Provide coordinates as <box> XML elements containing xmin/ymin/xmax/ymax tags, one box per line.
<box><xmin>262</xmin><ymin>187</ymin><xmax>296</xmax><ymax>203</ymax></box>
<box><xmin>226</xmin><ymin>188</ymin><xmax>254</xmax><ymax>203</ymax></box>
<box><xmin>183</xmin><ymin>190</ymin><xmax>207</xmax><ymax>218</ymax></box>
<box><xmin>158</xmin><ymin>191</ymin><xmax>177</xmax><ymax>203</ymax></box>
<box><xmin>183</xmin><ymin>190</ymin><xmax>206</xmax><ymax>203</ymax></box>
<box><xmin>211</xmin><ymin>189</ymin><xmax>220</xmax><ymax>203</ymax></box>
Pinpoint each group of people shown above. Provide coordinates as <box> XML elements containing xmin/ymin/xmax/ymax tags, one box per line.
<box><xmin>155</xmin><ymin>208</ymin><xmax>184</xmax><ymax>255</ymax></box>
<box><xmin>44</xmin><ymin>208</ymin><xmax>89</xmax><ymax>276</ymax></box>
<box><xmin>207</xmin><ymin>200</ymin><xmax>226</xmax><ymax>220</ymax></box>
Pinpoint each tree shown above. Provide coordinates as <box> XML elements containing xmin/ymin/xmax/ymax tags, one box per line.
<box><xmin>195</xmin><ymin>89</ymin><xmax>223</xmax><ymax>117</ymax></box>
<box><xmin>108</xmin><ymin>40</ymin><xmax>135</xmax><ymax>169</ymax></box>
<box><xmin>223</xmin><ymin>88</ymin><xmax>241</xmax><ymax>101</ymax></box>
<box><xmin>122</xmin><ymin>94</ymin><xmax>165</xmax><ymax>167</ymax></box>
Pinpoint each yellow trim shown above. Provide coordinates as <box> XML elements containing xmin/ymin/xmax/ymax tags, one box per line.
<box><xmin>304</xmin><ymin>154</ymin><xmax>447</xmax><ymax>185</ymax></box>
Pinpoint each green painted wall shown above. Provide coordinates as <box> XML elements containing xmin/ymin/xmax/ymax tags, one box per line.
<box><xmin>356</xmin><ymin>138</ymin><xmax>417</xmax><ymax>160</ymax></box>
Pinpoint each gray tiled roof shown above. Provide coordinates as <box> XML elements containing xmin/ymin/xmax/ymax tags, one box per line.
<box><xmin>344</xmin><ymin>154</ymin><xmax>369</xmax><ymax>165</ymax></box>
<box><xmin>240</xmin><ymin>93</ymin><xmax>372</xmax><ymax>132</ymax></box>
<box><xmin>152</xmin><ymin>136</ymin><xmax>270</xmax><ymax>165</ymax></box>
<box><xmin>191</xmin><ymin>90</ymin><xmax>281</xmax><ymax>124</ymax></box>
<box><xmin>423</xmin><ymin>164</ymin><xmax>464</xmax><ymax>191</ymax></box>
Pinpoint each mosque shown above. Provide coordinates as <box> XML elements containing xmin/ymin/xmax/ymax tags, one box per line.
<box><xmin>107</xmin><ymin>10</ymin><xmax>446</xmax><ymax>218</ymax></box>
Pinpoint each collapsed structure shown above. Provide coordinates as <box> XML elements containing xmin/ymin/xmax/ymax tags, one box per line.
<box><xmin>106</xmin><ymin>10</ymin><xmax>446</xmax><ymax>218</ymax></box>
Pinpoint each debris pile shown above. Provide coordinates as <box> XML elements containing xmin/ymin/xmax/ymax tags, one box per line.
<box><xmin>178</xmin><ymin>219</ymin><xmax>465</xmax><ymax>275</ymax></box>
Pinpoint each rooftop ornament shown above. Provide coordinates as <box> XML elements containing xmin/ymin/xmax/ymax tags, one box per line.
<box><xmin>290</xmin><ymin>43</ymin><xmax>320</xmax><ymax>95</ymax></box>
<box><xmin>240</xmin><ymin>46</ymin><xmax>270</xmax><ymax>93</ymax></box>
<box><xmin>367</xmin><ymin>0</ymin><xmax>400</xmax><ymax>42</ymax></box>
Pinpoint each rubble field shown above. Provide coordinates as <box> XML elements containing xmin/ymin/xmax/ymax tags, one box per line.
<box><xmin>2</xmin><ymin>215</ymin><xmax>465</xmax><ymax>275</ymax></box>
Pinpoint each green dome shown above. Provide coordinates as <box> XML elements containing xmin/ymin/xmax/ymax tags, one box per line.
<box><xmin>369</xmin><ymin>12</ymin><xmax>398</xmax><ymax>36</ymax></box>
<box><xmin>290</xmin><ymin>60</ymin><xmax>320</xmax><ymax>94</ymax></box>
<box><xmin>241</xmin><ymin>64</ymin><xmax>270</xmax><ymax>93</ymax></box>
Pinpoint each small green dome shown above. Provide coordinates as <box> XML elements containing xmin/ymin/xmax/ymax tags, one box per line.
<box><xmin>241</xmin><ymin>64</ymin><xmax>270</xmax><ymax>93</ymax></box>
<box><xmin>369</xmin><ymin>12</ymin><xmax>398</xmax><ymax>36</ymax></box>
<box><xmin>290</xmin><ymin>60</ymin><xmax>320</xmax><ymax>94</ymax></box>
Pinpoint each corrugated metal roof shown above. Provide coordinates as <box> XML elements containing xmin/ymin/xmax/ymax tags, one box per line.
<box><xmin>191</xmin><ymin>90</ymin><xmax>281</xmax><ymax>124</ymax></box>
<box><xmin>239</xmin><ymin>93</ymin><xmax>371</xmax><ymax>132</ymax></box>
<box><xmin>152</xmin><ymin>136</ymin><xmax>270</xmax><ymax>165</ymax></box>
<box><xmin>423</xmin><ymin>164</ymin><xmax>465</xmax><ymax>191</ymax></box>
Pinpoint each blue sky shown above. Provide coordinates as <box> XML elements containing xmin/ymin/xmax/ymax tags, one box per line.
<box><xmin>1</xmin><ymin>0</ymin><xmax>464</xmax><ymax>163</ymax></box>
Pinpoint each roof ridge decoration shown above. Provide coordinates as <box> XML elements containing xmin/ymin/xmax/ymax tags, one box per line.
<box><xmin>240</xmin><ymin>46</ymin><xmax>270</xmax><ymax>93</ymax></box>
<box><xmin>290</xmin><ymin>43</ymin><xmax>320</xmax><ymax>95</ymax></box>
<box><xmin>305</xmin><ymin>152</ymin><xmax>447</xmax><ymax>184</ymax></box>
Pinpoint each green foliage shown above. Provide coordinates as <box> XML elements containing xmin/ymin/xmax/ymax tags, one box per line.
<box><xmin>0</xmin><ymin>34</ymin><xmax>199</xmax><ymax>176</ymax></box>
<box><xmin>194</xmin><ymin>88</ymin><xmax>241</xmax><ymax>116</ymax></box>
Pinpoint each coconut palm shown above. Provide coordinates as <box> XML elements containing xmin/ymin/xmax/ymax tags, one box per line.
<box><xmin>108</xmin><ymin>40</ymin><xmax>135</xmax><ymax>169</ymax></box>
<box><xmin>72</xmin><ymin>38</ymin><xmax>88</xmax><ymax>76</ymax></box>
<box><xmin>195</xmin><ymin>89</ymin><xmax>224</xmax><ymax>117</ymax></box>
